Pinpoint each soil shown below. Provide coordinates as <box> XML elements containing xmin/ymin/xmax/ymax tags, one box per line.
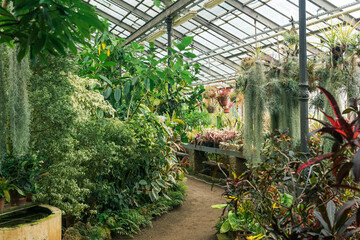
<box><xmin>116</xmin><ymin>175</ymin><xmax>225</xmax><ymax>240</ymax></box>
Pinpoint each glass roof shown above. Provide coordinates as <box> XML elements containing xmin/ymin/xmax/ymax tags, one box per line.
<box><xmin>86</xmin><ymin>0</ymin><xmax>360</xmax><ymax>86</ymax></box>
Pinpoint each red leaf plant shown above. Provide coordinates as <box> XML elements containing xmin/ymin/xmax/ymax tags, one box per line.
<box><xmin>297</xmin><ymin>86</ymin><xmax>360</xmax><ymax>184</ymax></box>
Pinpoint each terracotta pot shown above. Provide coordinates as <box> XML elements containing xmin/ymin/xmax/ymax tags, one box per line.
<box><xmin>223</xmin><ymin>108</ymin><xmax>230</xmax><ymax>113</ymax></box>
<box><xmin>16</xmin><ymin>197</ymin><xmax>27</xmax><ymax>206</ymax></box>
<box><xmin>218</xmin><ymin>97</ymin><xmax>229</xmax><ymax>107</ymax></box>
<box><xmin>0</xmin><ymin>198</ymin><xmax>5</xmax><ymax>211</ymax></box>
<box><xmin>207</xmin><ymin>105</ymin><xmax>216</xmax><ymax>113</ymax></box>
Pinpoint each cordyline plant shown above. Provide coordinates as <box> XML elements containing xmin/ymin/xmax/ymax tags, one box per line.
<box><xmin>297</xmin><ymin>86</ymin><xmax>360</xmax><ymax>184</ymax></box>
<box><xmin>296</xmin><ymin>86</ymin><xmax>360</xmax><ymax>239</ymax></box>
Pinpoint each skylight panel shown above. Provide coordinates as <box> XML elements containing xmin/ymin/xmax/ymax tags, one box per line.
<box><xmin>221</xmin><ymin>23</ymin><xmax>248</xmax><ymax>39</ymax></box>
<box><xmin>327</xmin><ymin>0</ymin><xmax>357</xmax><ymax>6</ymax></box>
<box><xmin>255</xmin><ymin>5</ymin><xmax>289</xmax><ymax>25</ymax></box>
<box><xmin>267</xmin><ymin>0</ymin><xmax>298</xmax><ymax>21</ymax></box>
<box><xmin>198</xmin><ymin>31</ymin><xmax>227</xmax><ymax>46</ymax></box>
<box><xmin>220</xmin><ymin>2</ymin><xmax>235</xmax><ymax>11</ymax></box>
<box><xmin>137</xmin><ymin>4</ymin><xmax>149</xmax><ymax>12</ymax></box>
<box><xmin>196</xmin><ymin>36</ymin><xmax>219</xmax><ymax>49</ymax></box>
<box><xmin>207</xmin><ymin>5</ymin><xmax>228</xmax><ymax>16</ymax></box>
<box><xmin>143</xmin><ymin>0</ymin><xmax>154</xmax><ymax>7</ymax></box>
<box><xmin>146</xmin><ymin>9</ymin><xmax>158</xmax><ymax>17</ymax></box>
<box><xmin>174</xmin><ymin>25</ymin><xmax>189</xmax><ymax>34</ymax></box>
<box><xmin>198</xmin><ymin>10</ymin><xmax>217</xmax><ymax>20</ymax></box>
<box><xmin>180</xmin><ymin>21</ymin><xmax>197</xmax><ymax>30</ymax></box>
<box><xmin>228</xmin><ymin>18</ymin><xmax>254</xmax><ymax>35</ymax></box>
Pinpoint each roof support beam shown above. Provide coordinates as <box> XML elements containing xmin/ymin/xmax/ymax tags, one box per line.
<box><xmin>87</xmin><ymin>2</ymin><xmax>221</xmax><ymax>79</ymax></box>
<box><xmin>226</xmin><ymin>0</ymin><xmax>279</xmax><ymax>29</ymax></box>
<box><xmin>309</xmin><ymin>0</ymin><xmax>360</xmax><ymax>30</ymax></box>
<box><xmin>106</xmin><ymin>0</ymin><xmax>238</xmax><ymax>70</ymax></box>
<box><xmin>125</xmin><ymin>0</ymin><xmax>195</xmax><ymax>44</ymax></box>
<box><xmin>226</xmin><ymin>0</ymin><xmax>318</xmax><ymax>55</ymax></box>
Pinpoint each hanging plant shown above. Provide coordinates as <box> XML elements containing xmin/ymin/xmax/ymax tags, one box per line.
<box><xmin>243</xmin><ymin>62</ymin><xmax>266</xmax><ymax>164</ymax></box>
<box><xmin>223</xmin><ymin>102</ymin><xmax>234</xmax><ymax>113</ymax></box>
<box><xmin>217</xmin><ymin>88</ymin><xmax>231</xmax><ymax>108</ymax></box>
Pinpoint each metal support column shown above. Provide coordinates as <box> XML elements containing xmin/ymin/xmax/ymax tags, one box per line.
<box><xmin>166</xmin><ymin>16</ymin><xmax>172</xmax><ymax>66</ymax></box>
<box><xmin>299</xmin><ymin>0</ymin><xmax>309</xmax><ymax>154</ymax></box>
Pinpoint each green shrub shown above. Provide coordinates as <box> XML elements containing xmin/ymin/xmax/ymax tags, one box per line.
<box><xmin>182</xmin><ymin>110</ymin><xmax>213</xmax><ymax>129</ymax></box>
<box><xmin>30</xmin><ymin>55</ymin><xmax>184</xmax><ymax>221</ymax></box>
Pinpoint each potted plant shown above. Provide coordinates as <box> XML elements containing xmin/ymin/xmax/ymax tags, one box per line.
<box><xmin>223</xmin><ymin>102</ymin><xmax>234</xmax><ymax>113</ymax></box>
<box><xmin>0</xmin><ymin>177</ymin><xmax>24</xmax><ymax>210</ymax></box>
<box><xmin>217</xmin><ymin>88</ymin><xmax>231</xmax><ymax>108</ymax></box>
<box><xmin>203</xmin><ymin>86</ymin><xmax>217</xmax><ymax>99</ymax></box>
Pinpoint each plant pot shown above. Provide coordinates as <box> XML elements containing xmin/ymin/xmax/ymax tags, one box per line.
<box><xmin>16</xmin><ymin>197</ymin><xmax>27</xmax><ymax>206</ymax></box>
<box><xmin>223</xmin><ymin>108</ymin><xmax>230</xmax><ymax>113</ymax></box>
<box><xmin>207</xmin><ymin>105</ymin><xmax>216</xmax><ymax>113</ymax></box>
<box><xmin>0</xmin><ymin>198</ymin><xmax>5</xmax><ymax>211</ymax></box>
<box><xmin>218</xmin><ymin>97</ymin><xmax>229</xmax><ymax>107</ymax></box>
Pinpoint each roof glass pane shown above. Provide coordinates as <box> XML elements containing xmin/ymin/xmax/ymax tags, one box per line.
<box><xmin>268</xmin><ymin>0</ymin><xmax>298</xmax><ymax>20</ymax></box>
<box><xmin>207</xmin><ymin>5</ymin><xmax>228</xmax><ymax>16</ymax></box>
<box><xmin>198</xmin><ymin>10</ymin><xmax>217</xmax><ymax>20</ymax></box>
<box><xmin>255</xmin><ymin>5</ymin><xmax>289</xmax><ymax>25</ymax></box>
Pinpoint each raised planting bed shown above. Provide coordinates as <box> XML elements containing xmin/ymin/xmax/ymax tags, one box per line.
<box><xmin>0</xmin><ymin>204</ymin><xmax>61</xmax><ymax>240</ymax></box>
<box><xmin>182</xmin><ymin>143</ymin><xmax>247</xmax><ymax>177</ymax></box>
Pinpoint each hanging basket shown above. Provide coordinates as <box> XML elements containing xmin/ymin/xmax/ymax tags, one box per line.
<box><xmin>207</xmin><ymin>105</ymin><xmax>216</xmax><ymax>113</ymax></box>
<box><xmin>218</xmin><ymin>96</ymin><xmax>229</xmax><ymax>107</ymax></box>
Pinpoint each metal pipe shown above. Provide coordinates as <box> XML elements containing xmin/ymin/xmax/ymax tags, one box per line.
<box><xmin>299</xmin><ymin>0</ymin><xmax>309</xmax><ymax>154</ymax></box>
<box><xmin>166</xmin><ymin>16</ymin><xmax>172</xmax><ymax>65</ymax></box>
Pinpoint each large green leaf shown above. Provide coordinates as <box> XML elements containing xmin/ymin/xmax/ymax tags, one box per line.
<box><xmin>103</xmin><ymin>87</ymin><xmax>112</xmax><ymax>99</ymax></box>
<box><xmin>114</xmin><ymin>88</ymin><xmax>122</xmax><ymax>102</ymax></box>
<box><xmin>124</xmin><ymin>81</ymin><xmax>131</xmax><ymax>96</ymax></box>
<box><xmin>220</xmin><ymin>220</ymin><xmax>231</xmax><ymax>233</ymax></box>
<box><xmin>99</xmin><ymin>75</ymin><xmax>112</xmax><ymax>86</ymax></box>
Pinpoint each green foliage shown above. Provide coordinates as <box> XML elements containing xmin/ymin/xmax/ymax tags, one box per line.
<box><xmin>30</xmin><ymin>55</ymin><xmax>115</xmax><ymax>218</ymax></box>
<box><xmin>0</xmin><ymin>0</ymin><xmax>104</xmax><ymax>61</ymax></box>
<box><xmin>77</xmin><ymin>27</ymin><xmax>203</xmax><ymax>119</ymax></box>
<box><xmin>0</xmin><ymin>153</ymin><xmax>41</xmax><ymax>195</ymax></box>
<box><xmin>182</xmin><ymin>110</ymin><xmax>213</xmax><ymax>130</ymax></box>
<box><xmin>243</xmin><ymin>62</ymin><xmax>266</xmax><ymax>164</ymax></box>
<box><xmin>30</xmin><ymin>55</ymin><xmax>185</xmax><ymax>221</ymax></box>
<box><xmin>97</xmin><ymin>182</ymin><xmax>186</xmax><ymax>237</ymax></box>
<box><xmin>63</xmin><ymin>222</ymin><xmax>110</xmax><ymax>240</ymax></box>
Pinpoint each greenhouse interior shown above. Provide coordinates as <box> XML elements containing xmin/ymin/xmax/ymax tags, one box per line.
<box><xmin>2</xmin><ymin>0</ymin><xmax>360</xmax><ymax>239</ymax></box>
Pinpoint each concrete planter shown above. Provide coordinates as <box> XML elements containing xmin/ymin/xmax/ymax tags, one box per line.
<box><xmin>0</xmin><ymin>205</ymin><xmax>61</xmax><ymax>240</ymax></box>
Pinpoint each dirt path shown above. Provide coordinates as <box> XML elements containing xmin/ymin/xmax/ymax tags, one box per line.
<box><xmin>117</xmin><ymin>175</ymin><xmax>225</xmax><ymax>240</ymax></box>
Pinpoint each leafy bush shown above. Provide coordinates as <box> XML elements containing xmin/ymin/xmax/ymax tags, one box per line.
<box><xmin>29</xmin><ymin>55</ymin><xmax>186</xmax><ymax>226</ymax></box>
<box><xmin>96</xmin><ymin>181</ymin><xmax>186</xmax><ymax>237</ymax></box>
<box><xmin>182</xmin><ymin>110</ymin><xmax>213</xmax><ymax>129</ymax></box>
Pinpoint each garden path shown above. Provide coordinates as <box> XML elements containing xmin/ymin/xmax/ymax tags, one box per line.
<box><xmin>116</xmin><ymin>175</ymin><xmax>225</xmax><ymax>240</ymax></box>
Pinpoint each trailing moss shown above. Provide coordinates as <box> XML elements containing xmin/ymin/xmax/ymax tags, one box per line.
<box><xmin>0</xmin><ymin>45</ymin><xmax>31</xmax><ymax>156</ymax></box>
<box><xmin>243</xmin><ymin>62</ymin><xmax>266</xmax><ymax>164</ymax></box>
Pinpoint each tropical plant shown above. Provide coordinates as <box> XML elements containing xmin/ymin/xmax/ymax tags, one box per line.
<box><xmin>297</xmin><ymin>86</ymin><xmax>360</xmax><ymax>185</ymax></box>
<box><xmin>311</xmin><ymin>199</ymin><xmax>360</xmax><ymax>239</ymax></box>
<box><xmin>77</xmin><ymin>27</ymin><xmax>203</xmax><ymax>119</ymax></box>
<box><xmin>0</xmin><ymin>177</ymin><xmax>23</xmax><ymax>202</ymax></box>
<box><xmin>0</xmin><ymin>0</ymin><xmax>104</xmax><ymax>61</ymax></box>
